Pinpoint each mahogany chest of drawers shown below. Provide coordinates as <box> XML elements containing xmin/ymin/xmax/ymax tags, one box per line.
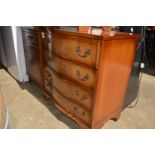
<box><xmin>42</xmin><ymin>28</ymin><xmax>139</xmax><ymax>128</ymax></box>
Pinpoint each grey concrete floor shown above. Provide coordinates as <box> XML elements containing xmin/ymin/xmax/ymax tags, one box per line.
<box><xmin>0</xmin><ymin>68</ymin><xmax>155</xmax><ymax>129</ymax></box>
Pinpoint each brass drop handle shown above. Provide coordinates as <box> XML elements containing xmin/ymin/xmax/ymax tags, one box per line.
<box><xmin>45</xmin><ymin>71</ymin><xmax>51</xmax><ymax>78</ymax></box>
<box><xmin>74</xmin><ymin>107</ymin><xmax>85</xmax><ymax>116</ymax></box>
<box><xmin>76</xmin><ymin>46</ymin><xmax>91</xmax><ymax>57</ymax></box>
<box><xmin>76</xmin><ymin>70</ymin><xmax>89</xmax><ymax>81</ymax></box>
<box><xmin>46</xmin><ymin>82</ymin><xmax>51</xmax><ymax>87</ymax></box>
<box><xmin>46</xmin><ymin>81</ymin><xmax>52</xmax><ymax>90</ymax></box>
<box><xmin>45</xmin><ymin>71</ymin><xmax>51</xmax><ymax>81</ymax></box>
<box><xmin>74</xmin><ymin>90</ymin><xmax>87</xmax><ymax>101</ymax></box>
<box><xmin>45</xmin><ymin>70</ymin><xmax>52</xmax><ymax>90</ymax></box>
<box><xmin>80</xmin><ymin>95</ymin><xmax>87</xmax><ymax>101</ymax></box>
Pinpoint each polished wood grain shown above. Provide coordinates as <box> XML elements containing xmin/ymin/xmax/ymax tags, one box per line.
<box><xmin>44</xmin><ymin>65</ymin><xmax>93</xmax><ymax>110</ymax></box>
<box><xmin>51</xmin><ymin>86</ymin><xmax>91</xmax><ymax>126</ymax></box>
<box><xmin>52</xmin><ymin>32</ymin><xmax>100</xmax><ymax>68</ymax></box>
<box><xmin>49</xmin><ymin>28</ymin><xmax>139</xmax><ymax>128</ymax></box>
<box><xmin>47</xmin><ymin>54</ymin><xmax>96</xmax><ymax>88</ymax></box>
<box><xmin>23</xmin><ymin>26</ymin><xmax>140</xmax><ymax>128</ymax></box>
<box><xmin>52</xmin><ymin>28</ymin><xmax>139</xmax><ymax>40</ymax></box>
<box><xmin>50</xmin><ymin>93</ymin><xmax>89</xmax><ymax>128</ymax></box>
<box><xmin>91</xmin><ymin>38</ymin><xmax>138</xmax><ymax>128</ymax></box>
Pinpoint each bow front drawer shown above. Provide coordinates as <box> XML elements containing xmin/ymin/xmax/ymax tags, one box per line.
<box><xmin>48</xmin><ymin>55</ymin><xmax>96</xmax><ymax>88</ymax></box>
<box><xmin>52</xmin><ymin>87</ymin><xmax>91</xmax><ymax>126</ymax></box>
<box><xmin>52</xmin><ymin>33</ymin><xmax>100</xmax><ymax>68</ymax></box>
<box><xmin>43</xmin><ymin>66</ymin><xmax>93</xmax><ymax>110</ymax></box>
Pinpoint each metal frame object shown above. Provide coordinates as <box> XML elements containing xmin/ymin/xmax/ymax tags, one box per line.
<box><xmin>3</xmin><ymin>106</ymin><xmax>9</xmax><ymax>129</ymax></box>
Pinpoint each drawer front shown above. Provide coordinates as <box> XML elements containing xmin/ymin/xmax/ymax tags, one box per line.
<box><xmin>52</xmin><ymin>33</ymin><xmax>99</xmax><ymax>68</ymax></box>
<box><xmin>52</xmin><ymin>87</ymin><xmax>90</xmax><ymax>125</ymax></box>
<box><xmin>44</xmin><ymin>66</ymin><xmax>92</xmax><ymax>110</ymax></box>
<box><xmin>24</xmin><ymin>44</ymin><xmax>40</xmax><ymax>66</ymax></box>
<box><xmin>22</xmin><ymin>30</ymin><xmax>39</xmax><ymax>46</ymax></box>
<box><xmin>48</xmin><ymin>55</ymin><xmax>96</xmax><ymax>88</ymax></box>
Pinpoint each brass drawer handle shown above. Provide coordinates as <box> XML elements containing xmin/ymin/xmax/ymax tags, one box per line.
<box><xmin>75</xmin><ymin>90</ymin><xmax>87</xmax><ymax>101</ymax></box>
<box><xmin>76</xmin><ymin>46</ymin><xmax>91</xmax><ymax>57</ymax></box>
<box><xmin>45</xmin><ymin>70</ymin><xmax>51</xmax><ymax>78</ymax></box>
<box><xmin>46</xmin><ymin>82</ymin><xmax>52</xmax><ymax>90</ymax></box>
<box><xmin>46</xmin><ymin>82</ymin><xmax>51</xmax><ymax>87</ymax></box>
<box><xmin>80</xmin><ymin>95</ymin><xmax>87</xmax><ymax>101</ymax></box>
<box><xmin>76</xmin><ymin>70</ymin><xmax>89</xmax><ymax>81</ymax></box>
<box><xmin>45</xmin><ymin>70</ymin><xmax>52</xmax><ymax>90</ymax></box>
<box><xmin>74</xmin><ymin>107</ymin><xmax>85</xmax><ymax>116</ymax></box>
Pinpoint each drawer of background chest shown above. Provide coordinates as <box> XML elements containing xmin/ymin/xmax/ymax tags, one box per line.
<box><xmin>48</xmin><ymin>55</ymin><xmax>96</xmax><ymax>88</ymax></box>
<box><xmin>22</xmin><ymin>31</ymin><xmax>39</xmax><ymax>46</ymax></box>
<box><xmin>52</xmin><ymin>86</ymin><xmax>91</xmax><ymax>125</ymax></box>
<box><xmin>52</xmin><ymin>33</ymin><xmax>100</xmax><ymax>68</ymax></box>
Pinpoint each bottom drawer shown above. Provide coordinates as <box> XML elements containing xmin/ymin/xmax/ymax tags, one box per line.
<box><xmin>51</xmin><ymin>87</ymin><xmax>91</xmax><ymax>125</ymax></box>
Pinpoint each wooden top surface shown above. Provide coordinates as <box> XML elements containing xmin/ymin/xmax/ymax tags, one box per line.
<box><xmin>51</xmin><ymin>28</ymin><xmax>140</xmax><ymax>41</ymax></box>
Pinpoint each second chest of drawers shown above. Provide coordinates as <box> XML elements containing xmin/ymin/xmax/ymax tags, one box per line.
<box><xmin>22</xmin><ymin>27</ymin><xmax>43</xmax><ymax>87</ymax></box>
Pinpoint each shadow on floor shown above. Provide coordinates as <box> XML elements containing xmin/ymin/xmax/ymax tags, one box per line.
<box><xmin>143</xmin><ymin>66</ymin><xmax>155</xmax><ymax>76</ymax></box>
<box><xmin>18</xmin><ymin>81</ymin><xmax>80</xmax><ymax>129</ymax></box>
<box><xmin>143</xmin><ymin>52</ymin><xmax>155</xmax><ymax>76</ymax></box>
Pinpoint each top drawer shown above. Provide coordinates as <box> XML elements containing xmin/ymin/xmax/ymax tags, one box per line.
<box><xmin>52</xmin><ymin>33</ymin><xmax>100</xmax><ymax>68</ymax></box>
<box><xmin>22</xmin><ymin>30</ymin><xmax>39</xmax><ymax>46</ymax></box>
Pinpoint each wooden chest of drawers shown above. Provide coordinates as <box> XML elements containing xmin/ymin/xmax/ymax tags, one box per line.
<box><xmin>42</xmin><ymin>28</ymin><xmax>140</xmax><ymax>128</ymax></box>
<box><xmin>22</xmin><ymin>27</ymin><xmax>43</xmax><ymax>87</ymax></box>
